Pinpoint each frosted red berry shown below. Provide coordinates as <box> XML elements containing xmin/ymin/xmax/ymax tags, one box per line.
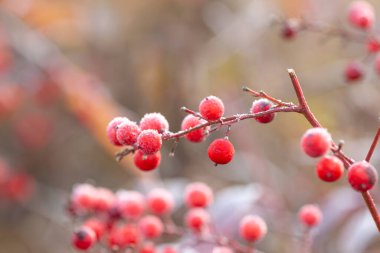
<box><xmin>316</xmin><ymin>155</ymin><xmax>344</xmax><ymax>182</ymax></box>
<box><xmin>298</xmin><ymin>204</ymin><xmax>322</xmax><ymax>227</ymax></box>
<box><xmin>300</xmin><ymin>128</ymin><xmax>331</xmax><ymax>158</ymax></box>
<box><xmin>208</xmin><ymin>138</ymin><xmax>235</xmax><ymax>164</ymax></box>
<box><xmin>108</xmin><ymin>225</ymin><xmax>140</xmax><ymax>249</ymax></box>
<box><xmin>140</xmin><ymin>113</ymin><xmax>169</xmax><ymax>133</ymax></box>
<box><xmin>347</xmin><ymin>161</ymin><xmax>378</xmax><ymax>192</ymax></box>
<box><xmin>117</xmin><ymin>190</ymin><xmax>145</xmax><ymax>219</ymax></box>
<box><xmin>367</xmin><ymin>37</ymin><xmax>380</xmax><ymax>53</ymax></box>
<box><xmin>347</xmin><ymin>1</ymin><xmax>375</xmax><ymax>29</ymax></box>
<box><xmin>133</xmin><ymin>150</ymin><xmax>161</xmax><ymax>171</ymax></box>
<box><xmin>185</xmin><ymin>208</ymin><xmax>211</xmax><ymax>232</ymax></box>
<box><xmin>139</xmin><ymin>215</ymin><xmax>164</xmax><ymax>239</ymax></box>
<box><xmin>71</xmin><ymin>183</ymin><xmax>97</xmax><ymax>213</ymax></box>
<box><xmin>199</xmin><ymin>95</ymin><xmax>224</xmax><ymax>121</ymax></box>
<box><xmin>213</xmin><ymin>247</ymin><xmax>234</xmax><ymax>253</ymax></box>
<box><xmin>251</xmin><ymin>98</ymin><xmax>275</xmax><ymax>124</ymax></box>
<box><xmin>5</xmin><ymin>172</ymin><xmax>35</xmax><ymax>202</ymax></box>
<box><xmin>72</xmin><ymin>226</ymin><xmax>96</xmax><ymax>250</ymax></box>
<box><xmin>116</xmin><ymin>120</ymin><xmax>141</xmax><ymax>146</ymax></box>
<box><xmin>184</xmin><ymin>182</ymin><xmax>213</xmax><ymax>208</ymax></box>
<box><xmin>147</xmin><ymin>188</ymin><xmax>174</xmax><ymax>215</ymax></box>
<box><xmin>107</xmin><ymin>117</ymin><xmax>128</xmax><ymax>146</ymax></box>
<box><xmin>160</xmin><ymin>247</ymin><xmax>177</xmax><ymax>253</ymax></box>
<box><xmin>181</xmin><ymin>115</ymin><xmax>209</xmax><ymax>142</ymax></box>
<box><xmin>93</xmin><ymin>187</ymin><xmax>116</xmax><ymax>212</ymax></box>
<box><xmin>239</xmin><ymin>215</ymin><xmax>267</xmax><ymax>242</ymax></box>
<box><xmin>83</xmin><ymin>218</ymin><xmax>105</xmax><ymax>240</ymax></box>
<box><xmin>139</xmin><ymin>242</ymin><xmax>156</xmax><ymax>253</ymax></box>
<box><xmin>137</xmin><ymin>130</ymin><xmax>162</xmax><ymax>155</ymax></box>
<box><xmin>344</xmin><ymin>62</ymin><xmax>364</xmax><ymax>82</ymax></box>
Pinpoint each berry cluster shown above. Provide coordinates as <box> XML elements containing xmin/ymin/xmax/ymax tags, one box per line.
<box><xmin>300</xmin><ymin>127</ymin><xmax>378</xmax><ymax>192</ymax></box>
<box><xmin>69</xmin><ymin>181</ymin><xmax>326</xmax><ymax>252</ymax></box>
<box><xmin>106</xmin><ymin>69</ymin><xmax>380</xmax><ymax>232</ymax></box>
<box><xmin>107</xmin><ymin>96</ymin><xmax>277</xmax><ymax>170</ymax></box>
<box><xmin>279</xmin><ymin>0</ymin><xmax>380</xmax><ymax>83</ymax></box>
<box><xmin>68</xmin><ymin>182</ymin><xmax>275</xmax><ymax>252</ymax></box>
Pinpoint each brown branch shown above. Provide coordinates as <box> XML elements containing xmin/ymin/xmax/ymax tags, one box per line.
<box><xmin>242</xmin><ymin>86</ymin><xmax>295</xmax><ymax>107</ymax></box>
<box><xmin>276</xmin><ymin>18</ymin><xmax>369</xmax><ymax>44</ymax></box>
<box><xmin>365</xmin><ymin>127</ymin><xmax>380</xmax><ymax>162</ymax></box>
<box><xmin>115</xmin><ymin>147</ymin><xmax>135</xmax><ymax>162</ymax></box>
<box><xmin>163</xmin><ymin>105</ymin><xmax>301</xmax><ymax>140</ymax></box>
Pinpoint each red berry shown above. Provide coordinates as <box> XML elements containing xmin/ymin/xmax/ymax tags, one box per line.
<box><xmin>147</xmin><ymin>188</ymin><xmax>174</xmax><ymax>215</ymax></box>
<box><xmin>5</xmin><ymin>172</ymin><xmax>35</xmax><ymax>202</ymax></box>
<box><xmin>117</xmin><ymin>190</ymin><xmax>145</xmax><ymax>219</ymax></box>
<box><xmin>83</xmin><ymin>218</ymin><xmax>105</xmax><ymax>240</ymax></box>
<box><xmin>199</xmin><ymin>95</ymin><xmax>224</xmax><ymax>121</ymax></box>
<box><xmin>250</xmin><ymin>99</ymin><xmax>275</xmax><ymax>123</ymax></box>
<box><xmin>316</xmin><ymin>156</ymin><xmax>344</xmax><ymax>182</ymax></box>
<box><xmin>71</xmin><ymin>183</ymin><xmax>97</xmax><ymax>213</ymax></box>
<box><xmin>107</xmin><ymin>117</ymin><xmax>128</xmax><ymax>146</ymax></box>
<box><xmin>367</xmin><ymin>37</ymin><xmax>380</xmax><ymax>53</ymax></box>
<box><xmin>184</xmin><ymin>182</ymin><xmax>213</xmax><ymax>208</ymax></box>
<box><xmin>139</xmin><ymin>242</ymin><xmax>156</xmax><ymax>253</ymax></box>
<box><xmin>300</xmin><ymin>128</ymin><xmax>331</xmax><ymax>158</ymax></box>
<box><xmin>139</xmin><ymin>215</ymin><xmax>164</xmax><ymax>239</ymax></box>
<box><xmin>93</xmin><ymin>187</ymin><xmax>116</xmax><ymax>212</ymax></box>
<box><xmin>160</xmin><ymin>247</ymin><xmax>177</xmax><ymax>253</ymax></box>
<box><xmin>347</xmin><ymin>1</ymin><xmax>375</xmax><ymax>29</ymax></box>
<box><xmin>0</xmin><ymin>84</ymin><xmax>23</xmax><ymax>119</ymax></box>
<box><xmin>108</xmin><ymin>225</ymin><xmax>140</xmax><ymax>249</ymax></box>
<box><xmin>134</xmin><ymin>150</ymin><xmax>161</xmax><ymax>171</ymax></box>
<box><xmin>213</xmin><ymin>247</ymin><xmax>234</xmax><ymax>253</ymax></box>
<box><xmin>344</xmin><ymin>62</ymin><xmax>364</xmax><ymax>82</ymax></box>
<box><xmin>181</xmin><ymin>115</ymin><xmax>210</xmax><ymax>142</ymax></box>
<box><xmin>347</xmin><ymin>161</ymin><xmax>378</xmax><ymax>192</ymax></box>
<box><xmin>137</xmin><ymin>130</ymin><xmax>162</xmax><ymax>155</ymax></box>
<box><xmin>239</xmin><ymin>215</ymin><xmax>267</xmax><ymax>242</ymax></box>
<box><xmin>116</xmin><ymin>120</ymin><xmax>141</xmax><ymax>146</ymax></box>
<box><xmin>208</xmin><ymin>138</ymin><xmax>235</xmax><ymax>164</ymax></box>
<box><xmin>140</xmin><ymin>113</ymin><xmax>169</xmax><ymax>133</ymax></box>
<box><xmin>72</xmin><ymin>227</ymin><xmax>96</xmax><ymax>250</ymax></box>
<box><xmin>185</xmin><ymin>208</ymin><xmax>211</xmax><ymax>233</ymax></box>
<box><xmin>281</xmin><ymin>19</ymin><xmax>299</xmax><ymax>39</ymax></box>
<box><xmin>298</xmin><ymin>204</ymin><xmax>322</xmax><ymax>227</ymax></box>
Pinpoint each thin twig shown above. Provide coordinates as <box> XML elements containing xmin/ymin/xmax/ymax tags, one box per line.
<box><xmin>365</xmin><ymin>127</ymin><xmax>380</xmax><ymax>162</ymax></box>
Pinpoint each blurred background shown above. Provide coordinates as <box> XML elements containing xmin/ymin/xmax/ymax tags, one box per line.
<box><xmin>0</xmin><ymin>0</ymin><xmax>379</xmax><ymax>252</ymax></box>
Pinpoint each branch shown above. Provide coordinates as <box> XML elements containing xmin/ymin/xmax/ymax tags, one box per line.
<box><xmin>365</xmin><ymin>127</ymin><xmax>380</xmax><ymax>162</ymax></box>
<box><xmin>287</xmin><ymin>70</ymin><xmax>380</xmax><ymax>232</ymax></box>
